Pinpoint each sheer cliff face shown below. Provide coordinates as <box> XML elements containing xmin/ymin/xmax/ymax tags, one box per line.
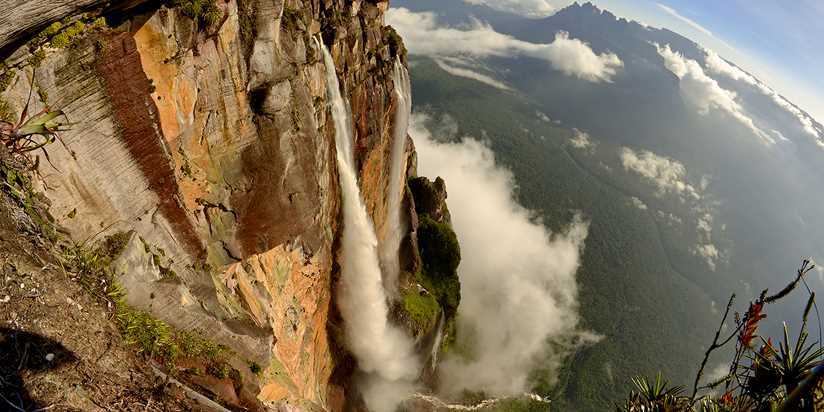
<box><xmin>0</xmin><ymin>0</ymin><xmax>406</xmax><ymax>410</ymax></box>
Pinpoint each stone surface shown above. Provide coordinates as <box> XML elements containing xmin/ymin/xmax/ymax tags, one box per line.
<box><xmin>408</xmin><ymin>176</ymin><xmax>451</xmax><ymax>224</ymax></box>
<box><xmin>0</xmin><ymin>0</ymin><xmax>151</xmax><ymax>57</ymax></box>
<box><xmin>1</xmin><ymin>0</ymin><xmax>417</xmax><ymax>410</ymax></box>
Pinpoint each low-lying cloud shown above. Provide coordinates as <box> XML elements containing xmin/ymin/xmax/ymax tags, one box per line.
<box><xmin>569</xmin><ymin>128</ymin><xmax>596</xmax><ymax>151</ymax></box>
<box><xmin>630</xmin><ymin>196</ymin><xmax>648</xmax><ymax>210</ymax></box>
<box><xmin>462</xmin><ymin>0</ymin><xmax>573</xmax><ymax>18</ymax></box>
<box><xmin>433</xmin><ymin>58</ymin><xmax>513</xmax><ymax>91</ymax></box>
<box><xmin>693</xmin><ymin>210</ymin><xmax>720</xmax><ymax>270</ymax></box>
<box><xmin>621</xmin><ymin>146</ymin><xmax>722</xmax><ymax>270</ymax></box>
<box><xmin>387</xmin><ymin>8</ymin><xmax>623</xmax><ymax>83</ymax></box>
<box><xmin>655</xmin><ymin>44</ymin><xmax>773</xmax><ymax>145</ymax></box>
<box><xmin>704</xmin><ymin>49</ymin><xmax>821</xmax><ymax>140</ymax></box>
<box><xmin>620</xmin><ymin>147</ymin><xmax>700</xmax><ymax>201</ymax></box>
<box><xmin>411</xmin><ymin>113</ymin><xmax>598</xmax><ymax>396</ymax></box>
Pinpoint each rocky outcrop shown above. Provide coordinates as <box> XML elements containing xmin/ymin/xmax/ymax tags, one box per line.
<box><xmin>408</xmin><ymin>176</ymin><xmax>451</xmax><ymax>225</ymax></box>
<box><xmin>0</xmin><ymin>0</ymin><xmax>151</xmax><ymax>56</ymax></box>
<box><xmin>0</xmin><ymin>0</ymin><xmax>416</xmax><ymax>410</ymax></box>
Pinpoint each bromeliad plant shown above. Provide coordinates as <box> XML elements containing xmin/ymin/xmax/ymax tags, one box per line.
<box><xmin>618</xmin><ymin>259</ymin><xmax>824</xmax><ymax>412</ymax></box>
<box><xmin>619</xmin><ymin>373</ymin><xmax>690</xmax><ymax>411</ymax></box>
<box><xmin>0</xmin><ymin>79</ymin><xmax>69</xmax><ymax>168</ymax></box>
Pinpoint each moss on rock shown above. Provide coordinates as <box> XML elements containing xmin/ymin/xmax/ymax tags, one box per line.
<box><xmin>403</xmin><ymin>289</ymin><xmax>440</xmax><ymax>329</ymax></box>
<box><xmin>417</xmin><ymin>214</ymin><xmax>461</xmax><ymax>316</ymax></box>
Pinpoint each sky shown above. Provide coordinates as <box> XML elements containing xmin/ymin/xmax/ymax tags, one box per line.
<box><xmin>593</xmin><ymin>0</ymin><xmax>824</xmax><ymax>124</ymax></box>
<box><xmin>457</xmin><ymin>0</ymin><xmax>824</xmax><ymax>124</ymax></box>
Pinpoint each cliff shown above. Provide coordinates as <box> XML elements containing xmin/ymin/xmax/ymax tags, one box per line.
<box><xmin>0</xmin><ymin>0</ymin><xmax>454</xmax><ymax>411</ymax></box>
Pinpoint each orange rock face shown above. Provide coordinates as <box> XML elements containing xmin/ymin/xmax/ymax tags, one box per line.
<box><xmin>0</xmin><ymin>0</ymin><xmax>413</xmax><ymax>410</ymax></box>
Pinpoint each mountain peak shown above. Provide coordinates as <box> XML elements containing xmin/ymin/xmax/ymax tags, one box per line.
<box><xmin>568</xmin><ymin>1</ymin><xmax>601</xmax><ymax>13</ymax></box>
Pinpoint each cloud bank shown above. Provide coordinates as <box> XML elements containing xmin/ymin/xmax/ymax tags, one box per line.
<box><xmin>462</xmin><ymin>0</ymin><xmax>574</xmax><ymax>18</ymax></box>
<box><xmin>386</xmin><ymin>8</ymin><xmax>623</xmax><ymax>83</ymax></box>
<box><xmin>620</xmin><ymin>147</ymin><xmax>700</xmax><ymax>201</ymax></box>
<box><xmin>655</xmin><ymin>44</ymin><xmax>773</xmax><ymax>145</ymax></box>
<box><xmin>704</xmin><ymin>49</ymin><xmax>821</xmax><ymax>140</ymax></box>
<box><xmin>411</xmin><ymin>113</ymin><xmax>597</xmax><ymax>396</ymax></box>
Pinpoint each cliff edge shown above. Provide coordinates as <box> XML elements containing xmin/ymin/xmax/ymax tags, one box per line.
<box><xmin>0</xmin><ymin>0</ymin><xmax>456</xmax><ymax>411</ymax></box>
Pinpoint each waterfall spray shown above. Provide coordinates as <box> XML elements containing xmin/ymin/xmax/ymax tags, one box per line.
<box><xmin>430</xmin><ymin>310</ymin><xmax>446</xmax><ymax>370</ymax></box>
<box><xmin>318</xmin><ymin>39</ymin><xmax>419</xmax><ymax>412</ymax></box>
<box><xmin>379</xmin><ymin>57</ymin><xmax>412</xmax><ymax>297</ymax></box>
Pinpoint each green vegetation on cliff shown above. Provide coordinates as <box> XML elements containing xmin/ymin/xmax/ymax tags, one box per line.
<box><xmin>62</xmin><ymin>233</ymin><xmax>233</xmax><ymax>378</ymax></box>
<box><xmin>403</xmin><ymin>288</ymin><xmax>440</xmax><ymax>328</ymax></box>
<box><xmin>417</xmin><ymin>214</ymin><xmax>461</xmax><ymax>316</ymax></box>
<box><xmin>168</xmin><ymin>0</ymin><xmax>223</xmax><ymax>28</ymax></box>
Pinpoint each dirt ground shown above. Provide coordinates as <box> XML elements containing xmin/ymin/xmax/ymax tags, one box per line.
<box><xmin>0</xmin><ymin>178</ymin><xmax>198</xmax><ymax>411</ymax></box>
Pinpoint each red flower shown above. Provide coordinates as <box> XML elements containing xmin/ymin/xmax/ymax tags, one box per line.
<box><xmin>720</xmin><ymin>391</ymin><xmax>734</xmax><ymax>406</ymax></box>
<box><xmin>739</xmin><ymin>302</ymin><xmax>767</xmax><ymax>348</ymax></box>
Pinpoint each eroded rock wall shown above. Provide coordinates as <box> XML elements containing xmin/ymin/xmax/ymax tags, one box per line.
<box><xmin>0</xmin><ymin>0</ymin><xmax>410</xmax><ymax>410</ymax></box>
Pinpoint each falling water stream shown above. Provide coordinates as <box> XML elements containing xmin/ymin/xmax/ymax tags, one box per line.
<box><xmin>379</xmin><ymin>56</ymin><xmax>412</xmax><ymax>297</ymax></box>
<box><xmin>319</xmin><ymin>39</ymin><xmax>419</xmax><ymax>411</ymax></box>
<box><xmin>430</xmin><ymin>310</ymin><xmax>446</xmax><ymax>370</ymax></box>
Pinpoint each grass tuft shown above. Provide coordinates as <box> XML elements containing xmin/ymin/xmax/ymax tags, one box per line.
<box><xmin>169</xmin><ymin>0</ymin><xmax>223</xmax><ymax>29</ymax></box>
<box><xmin>403</xmin><ymin>289</ymin><xmax>440</xmax><ymax>329</ymax></box>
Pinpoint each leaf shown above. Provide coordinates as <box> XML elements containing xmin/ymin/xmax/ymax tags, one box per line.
<box><xmin>16</xmin><ymin>110</ymin><xmax>65</xmax><ymax>137</ymax></box>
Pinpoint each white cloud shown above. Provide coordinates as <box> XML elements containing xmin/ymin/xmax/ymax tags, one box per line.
<box><xmin>569</xmin><ymin>128</ymin><xmax>595</xmax><ymax>150</ymax></box>
<box><xmin>693</xmin><ymin>211</ymin><xmax>721</xmax><ymax>270</ymax></box>
<box><xmin>704</xmin><ymin>50</ymin><xmax>758</xmax><ymax>85</ymax></box>
<box><xmin>433</xmin><ymin>58</ymin><xmax>513</xmax><ymax>91</ymax></box>
<box><xmin>657</xmin><ymin>210</ymin><xmax>684</xmax><ymax>226</ymax></box>
<box><xmin>411</xmin><ymin>113</ymin><xmax>598</xmax><ymax>396</ymax></box>
<box><xmin>655</xmin><ymin>44</ymin><xmax>773</xmax><ymax>144</ymax></box>
<box><xmin>655</xmin><ymin>3</ymin><xmax>713</xmax><ymax>37</ymax></box>
<box><xmin>536</xmin><ymin>111</ymin><xmax>552</xmax><ymax>123</ymax></box>
<box><xmin>630</xmin><ymin>197</ymin><xmax>648</xmax><ymax>210</ymax></box>
<box><xmin>693</xmin><ymin>243</ymin><xmax>720</xmax><ymax>271</ymax></box>
<box><xmin>386</xmin><ymin>8</ymin><xmax>623</xmax><ymax>83</ymax></box>
<box><xmin>701</xmin><ymin>362</ymin><xmax>730</xmax><ymax>393</ymax></box>
<box><xmin>621</xmin><ymin>146</ymin><xmax>724</xmax><ymax>269</ymax></box>
<box><xmin>704</xmin><ymin>50</ymin><xmax>821</xmax><ymax>140</ymax></box>
<box><xmin>620</xmin><ymin>147</ymin><xmax>700</xmax><ymax>201</ymax></box>
<box><xmin>697</xmin><ymin>213</ymin><xmax>713</xmax><ymax>237</ymax></box>
<box><xmin>462</xmin><ymin>0</ymin><xmax>573</xmax><ymax>18</ymax></box>
<box><xmin>772</xmin><ymin>129</ymin><xmax>791</xmax><ymax>143</ymax></box>
<box><xmin>547</xmin><ymin>32</ymin><xmax>624</xmax><ymax>82</ymax></box>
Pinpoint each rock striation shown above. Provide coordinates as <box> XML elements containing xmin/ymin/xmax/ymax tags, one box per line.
<box><xmin>0</xmin><ymin>0</ymin><xmax>435</xmax><ymax>410</ymax></box>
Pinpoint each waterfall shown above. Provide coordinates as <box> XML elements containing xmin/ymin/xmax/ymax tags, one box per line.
<box><xmin>319</xmin><ymin>39</ymin><xmax>419</xmax><ymax>412</ymax></box>
<box><xmin>379</xmin><ymin>56</ymin><xmax>412</xmax><ymax>297</ymax></box>
<box><xmin>430</xmin><ymin>310</ymin><xmax>446</xmax><ymax>370</ymax></box>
